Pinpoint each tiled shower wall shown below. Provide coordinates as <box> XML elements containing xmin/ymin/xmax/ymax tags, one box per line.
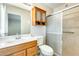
<box><xmin>31</xmin><ymin>26</ymin><xmax>46</xmax><ymax>44</ymax></box>
<box><xmin>31</xmin><ymin>26</ymin><xmax>46</xmax><ymax>36</ymax></box>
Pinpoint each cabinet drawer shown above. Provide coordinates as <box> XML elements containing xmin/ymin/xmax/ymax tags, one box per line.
<box><xmin>27</xmin><ymin>46</ymin><xmax>37</xmax><ymax>56</ymax></box>
<box><xmin>15</xmin><ymin>40</ymin><xmax>37</xmax><ymax>51</ymax></box>
<box><xmin>11</xmin><ymin>50</ymin><xmax>26</xmax><ymax>56</ymax></box>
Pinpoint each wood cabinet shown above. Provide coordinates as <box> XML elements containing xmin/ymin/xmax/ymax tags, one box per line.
<box><xmin>11</xmin><ymin>50</ymin><xmax>26</xmax><ymax>56</ymax></box>
<box><xmin>0</xmin><ymin>40</ymin><xmax>37</xmax><ymax>56</ymax></box>
<box><xmin>32</xmin><ymin>7</ymin><xmax>46</xmax><ymax>26</ymax></box>
<box><xmin>27</xmin><ymin>46</ymin><xmax>37</xmax><ymax>56</ymax></box>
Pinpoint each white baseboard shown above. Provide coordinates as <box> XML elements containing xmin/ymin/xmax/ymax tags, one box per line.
<box><xmin>54</xmin><ymin>52</ymin><xmax>62</xmax><ymax>56</ymax></box>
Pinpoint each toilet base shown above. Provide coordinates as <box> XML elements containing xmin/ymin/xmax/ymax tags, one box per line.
<box><xmin>40</xmin><ymin>51</ymin><xmax>53</xmax><ymax>56</ymax></box>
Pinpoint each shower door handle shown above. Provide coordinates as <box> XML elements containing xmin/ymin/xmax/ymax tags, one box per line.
<box><xmin>63</xmin><ymin>31</ymin><xmax>74</xmax><ymax>34</ymax></box>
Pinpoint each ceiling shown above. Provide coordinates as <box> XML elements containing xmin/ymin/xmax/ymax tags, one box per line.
<box><xmin>8</xmin><ymin>3</ymin><xmax>66</xmax><ymax>11</ymax></box>
<box><xmin>38</xmin><ymin>3</ymin><xmax>65</xmax><ymax>10</ymax></box>
<box><xmin>9</xmin><ymin>3</ymin><xmax>78</xmax><ymax>11</ymax></box>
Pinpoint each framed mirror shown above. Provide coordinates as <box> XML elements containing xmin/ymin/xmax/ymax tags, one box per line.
<box><xmin>0</xmin><ymin>4</ymin><xmax>31</xmax><ymax>36</ymax></box>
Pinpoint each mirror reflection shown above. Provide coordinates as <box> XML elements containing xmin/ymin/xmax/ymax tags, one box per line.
<box><xmin>8</xmin><ymin>13</ymin><xmax>21</xmax><ymax>36</ymax></box>
<box><xmin>6</xmin><ymin>4</ymin><xmax>31</xmax><ymax>36</ymax></box>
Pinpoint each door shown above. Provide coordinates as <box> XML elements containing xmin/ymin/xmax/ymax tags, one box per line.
<box><xmin>63</xmin><ymin>6</ymin><xmax>79</xmax><ymax>56</ymax></box>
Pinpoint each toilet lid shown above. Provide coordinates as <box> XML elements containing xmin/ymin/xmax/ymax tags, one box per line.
<box><xmin>39</xmin><ymin>45</ymin><xmax>54</xmax><ymax>55</ymax></box>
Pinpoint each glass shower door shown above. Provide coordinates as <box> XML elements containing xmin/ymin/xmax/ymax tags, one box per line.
<box><xmin>63</xmin><ymin>6</ymin><xmax>79</xmax><ymax>56</ymax></box>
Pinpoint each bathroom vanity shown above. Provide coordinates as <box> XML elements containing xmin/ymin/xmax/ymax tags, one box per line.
<box><xmin>0</xmin><ymin>38</ymin><xmax>37</xmax><ymax>56</ymax></box>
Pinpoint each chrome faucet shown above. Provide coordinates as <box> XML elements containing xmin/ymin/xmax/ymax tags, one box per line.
<box><xmin>15</xmin><ymin>34</ymin><xmax>21</xmax><ymax>39</ymax></box>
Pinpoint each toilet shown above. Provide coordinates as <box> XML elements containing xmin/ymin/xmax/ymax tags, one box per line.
<box><xmin>39</xmin><ymin>45</ymin><xmax>54</xmax><ymax>56</ymax></box>
<box><xmin>36</xmin><ymin>36</ymin><xmax>54</xmax><ymax>56</ymax></box>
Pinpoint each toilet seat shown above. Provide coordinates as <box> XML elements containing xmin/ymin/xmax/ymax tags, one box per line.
<box><xmin>39</xmin><ymin>45</ymin><xmax>54</xmax><ymax>56</ymax></box>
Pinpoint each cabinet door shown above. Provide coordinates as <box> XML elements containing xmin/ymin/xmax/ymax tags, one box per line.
<box><xmin>27</xmin><ymin>46</ymin><xmax>37</xmax><ymax>56</ymax></box>
<box><xmin>36</xmin><ymin>11</ymin><xmax>41</xmax><ymax>21</ymax></box>
<box><xmin>11</xmin><ymin>50</ymin><xmax>26</xmax><ymax>56</ymax></box>
<box><xmin>41</xmin><ymin>12</ymin><xmax>46</xmax><ymax>22</ymax></box>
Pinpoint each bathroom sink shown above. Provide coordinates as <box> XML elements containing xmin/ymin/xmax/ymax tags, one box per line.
<box><xmin>0</xmin><ymin>42</ymin><xmax>6</xmax><ymax>46</ymax></box>
<box><xmin>21</xmin><ymin>36</ymin><xmax>32</xmax><ymax>39</ymax></box>
<box><xmin>0</xmin><ymin>40</ymin><xmax>20</xmax><ymax>48</ymax></box>
<box><xmin>0</xmin><ymin>36</ymin><xmax>37</xmax><ymax>49</ymax></box>
<box><xmin>0</xmin><ymin>40</ymin><xmax>15</xmax><ymax>46</ymax></box>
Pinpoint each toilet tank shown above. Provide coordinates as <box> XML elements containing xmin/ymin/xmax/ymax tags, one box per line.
<box><xmin>35</xmin><ymin>36</ymin><xmax>44</xmax><ymax>46</ymax></box>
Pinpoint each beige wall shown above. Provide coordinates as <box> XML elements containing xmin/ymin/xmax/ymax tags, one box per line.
<box><xmin>7</xmin><ymin>4</ymin><xmax>31</xmax><ymax>34</ymax></box>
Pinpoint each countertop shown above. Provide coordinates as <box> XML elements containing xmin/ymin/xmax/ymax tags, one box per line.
<box><xmin>0</xmin><ymin>37</ymin><xmax>37</xmax><ymax>49</ymax></box>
